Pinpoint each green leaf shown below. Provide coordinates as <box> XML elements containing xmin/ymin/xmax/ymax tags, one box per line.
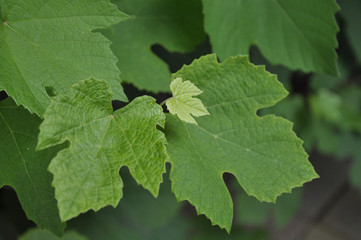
<box><xmin>0</xmin><ymin>0</ymin><xmax>128</xmax><ymax>116</ymax></box>
<box><xmin>339</xmin><ymin>0</ymin><xmax>361</xmax><ymax>63</ymax></box>
<box><xmin>19</xmin><ymin>229</ymin><xmax>87</xmax><ymax>240</ymax></box>
<box><xmin>202</xmin><ymin>0</ymin><xmax>339</xmax><ymax>75</ymax></box>
<box><xmin>101</xmin><ymin>0</ymin><xmax>206</xmax><ymax>92</ymax></box>
<box><xmin>37</xmin><ymin>79</ymin><xmax>168</xmax><ymax>221</ymax></box>
<box><xmin>165</xmin><ymin>54</ymin><xmax>318</xmax><ymax>231</ymax></box>
<box><xmin>0</xmin><ymin>98</ymin><xmax>64</xmax><ymax>235</ymax></box>
<box><xmin>166</xmin><ymin>78</ymin><xmax>209</xmax><ymax>125</ymax></box>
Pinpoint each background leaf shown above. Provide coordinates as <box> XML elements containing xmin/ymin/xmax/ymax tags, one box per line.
<box><xmin>0</xmin><ymin>0</ymin><xmax>128</xmax><ymax>116</ymax></box>
<box><xmin>102</xmin><ymin>0</ymin><xmax>206</xmax><ymax>92</ymax></box>
<box><xmin>202</xmin><ymin>0</ymin><xmax>339</xmax><ymax>75</ymax></box>
<box><xmin>339</xmin><ymin>0</ymin><xmax>361</xmax><ymax>63</ymax></box>
<box><xmin>0</xmin><ymin>98</ymin><xmax>64</xmax><ymax>235</ymax></box>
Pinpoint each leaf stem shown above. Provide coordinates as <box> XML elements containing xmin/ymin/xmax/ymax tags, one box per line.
<box><xmin>160</xmin><ymin>98</ymin><xmax>171</xmax><ymax>107</ymax></box>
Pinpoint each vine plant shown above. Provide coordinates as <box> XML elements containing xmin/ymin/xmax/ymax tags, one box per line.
<box><xmin>0</xmin><ymin>0</ymin><xmax>341</xmax><ymax>237</ymax></box>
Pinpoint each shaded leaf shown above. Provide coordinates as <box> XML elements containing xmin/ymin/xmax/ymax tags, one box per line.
<box><xmin>102</xmin><ymin>0</ymin><xmax>206</xmax><ymax>92</ymax></box>
<box><xmin>203</xmin><ymin>0</ymin><xmax>339</xmax><ymax>75</ymax></box>
<box><xmin>339</xmin><ymin>0</ymin><xmax>361</xmax><ymax>63</ymax></box>
<box><xmin>0</xmin><ymin>98</ymin><xmax>64</xmax><ymax>235</ymax></box>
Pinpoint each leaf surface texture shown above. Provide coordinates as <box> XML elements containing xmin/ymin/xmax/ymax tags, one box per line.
<box><xmin>37</xmin><ymin>79</ymin><xmax>168</xmax><ymax>221</ymax></box>
<box><xmin>0</xmin><ymin>0</ymin><xmax>128</xmax><ymax>116</ymax></box>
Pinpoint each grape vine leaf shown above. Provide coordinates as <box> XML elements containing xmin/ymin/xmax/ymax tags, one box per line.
<box><xmin>166</xmin><ymin>78</ymin><xmax>209</xmax><ymax>125</ymax></box>
<box><xmin>101</xmin><ymin>0</ymin><xmax>206</xmax><ymax>92</ymax></box>
<box><xmin>0</xmin><ymin>0</ymin><xmax>128</xmax><ymax>116</ymax></box>
<box><xmin>0</xmin><ymin>98</ymin><xmax>64</xmax><ymax>235</ymax></box>
<box><xmin>165</xmin><ymin>54</ymin><xmax>318</xmax><ymax>231</ymax></box>
<box><xmin>37</xmin><ymin>79</ymin><xmax>168</xmax><ymax>221</ymax></box>
<box><xmin>202</xmin><ymin>0</ymin><xmax>339</xmax><ymax>75</ymax></box>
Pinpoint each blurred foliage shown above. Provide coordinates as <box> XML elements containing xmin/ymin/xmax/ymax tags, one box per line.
<box><xmin>59</xmin><ymin>168</ymin><xmax>271</xmax><ymax>240</ymax></box>
<box><xmin>4</xmin><ymin>0</ymin><xmax>361</xmax><ymax>239</ymax></box>
<box><xmin>339</xmin><ymin>0</ymin><xmax>361</xmax><ymax>63</ymax></box>
<box><xmin>236</xmin><ymin>187</ymin><xmax>302</xmax><ymax>228</ymax></box>
<box><xmin>19</xmin><ymin>229</ymin><xmax>86</xmax><ymax>240</ymax></box>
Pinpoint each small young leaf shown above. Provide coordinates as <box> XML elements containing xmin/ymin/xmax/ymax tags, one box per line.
<box><xmin>166</xmin><ymin>78</ymin><xmax>210</xmax><ymax>125</ymax></box>
<box><xmin>0</xmin><ymin>98</ymin><xmax>64</xmax><ymax>235</ymax></box>
<box><xmin>0</xmin><ymin>0</ymin><xmax>128</xmax><ymax>116</ymax></box>
<box><xmin>37</xmin><ymin>79</ymin><xmax>168</xmax><ymax>221</ymax></box>
<box><xmin>165</xmin><ymin>54</ymin><xmax>318</xmax><ymax>231</ymax></box>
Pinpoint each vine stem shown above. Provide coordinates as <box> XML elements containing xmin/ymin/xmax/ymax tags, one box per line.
<box><xmin>160</xmin><ymin>98</ymin><xmax>171</xmax><ymax>107</ymax></box>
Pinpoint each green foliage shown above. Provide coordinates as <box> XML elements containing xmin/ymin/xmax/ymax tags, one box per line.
<box><xmin>3</xmin><ymin>0</ymin><xmax>357</xmax><ymax>238</ymax></box>
<box><xmin>37</xmin><ymin>79</ymin><xmax>168</xmax><ymax>221</ymax></box>
<box><xmin>19</xmin><ymin>229</ymin><xmax>86</xmax><ymax>240</ymax></box>
<box><xmin>68</xmin><ymin>169</ymin><xmax>187</xmax><ymax>240</ymax></box>
<box><xmin>166</xmin><ymin>77</ymin><xmax>209</xmax><ymax>125</ymax></box>
<box><xmin>192</xmin><ymin>228</ymin><xmax>269</xmax><ymax>240</ymax></box>
<box><xmin>237</xmin><ymin>188</ymin><xmax>302</xmax><ymax>228</ymax></box>
<box><xmin>0</xmin><ymin>98</ymin><xmax>64</xmax><ymax>235</ymax></box>
<box><xmin>310</xmin><ymin>89</ymin><xmax>342</xmax><ymax>124</ymax></box>
<box><xmin>203</xmin><ymin>0</ymin><xmax>339</xmax><ymax>75</ymax></box>
<box><xmin>339</xmin><ymin>0</ymin><xmax>361</xmax><ymax>63</ymax></box>
<box><xmin>165</xmin><ymin>54</ymin><xmax>318</xmax><ymax>231</ymax></box>
<box><xmin>0</xmin><ymin>0</ymin><xmax>128</xmax><ymax>116</ymax></box>
<box><xmin>102</xmin><ymin>0</ymin><xmax>205</xmax><ymax>92</ymax></box>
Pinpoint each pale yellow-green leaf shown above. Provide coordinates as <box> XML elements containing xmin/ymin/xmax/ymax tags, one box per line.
<box><xmin>166</xmin><ymin>78</ymin><xmax>209</xmax><ymax>125</ymax></box>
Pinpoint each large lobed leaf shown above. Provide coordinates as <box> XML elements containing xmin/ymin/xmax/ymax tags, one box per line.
<box><xmin>102</xmin><ymin>0</ymin><xmax>206</xmax><ymax>92</ymax></box>
<box><xmin>202</xmin><ymin>0</ymin><xmax>339</xmax><ymax>75</ymax></box>
<box><xmin>0</xmin><ymin>98</ymin><xmax>64</xmax><ymax>235</ymax></box>
<box><xmin>0</xmin><ymin>0</ymin><xmax>128</xmax><ymax>116</ymax></box>
<box><xmin>37</xmin><ymin>79</ymin><xmax>168</xmax><ymax>221</ymax></box>
<box><xmin>165</xmin><ymin>54</ymin><xmax>318</xmax><ymax>231</ymax></box>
